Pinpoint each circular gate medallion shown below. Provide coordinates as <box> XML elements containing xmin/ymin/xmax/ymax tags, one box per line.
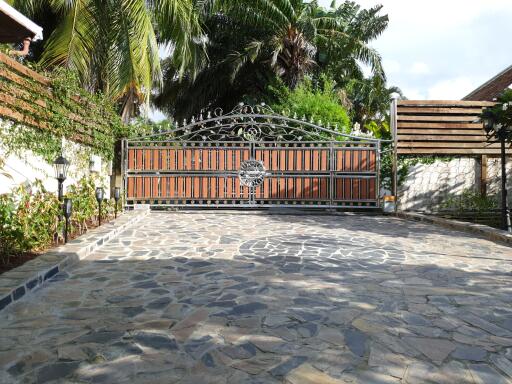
<box><xmin>239</xmin><ymin>159</ymin><xmax>267</xmax><ymax>187</ymax></box>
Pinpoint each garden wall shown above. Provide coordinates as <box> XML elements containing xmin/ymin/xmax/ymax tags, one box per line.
<box><xmin>0</xmin><ymin>128</ymin><xmax>111</xmax><ymax>197</ymax></box>
<box><xmin>397</xmin><ymin>157</ymin><xmax>512</xmax><ymax>211</ymax></box>
<box><xmin>0</xmin><ymin>52</ymin><xmax>122</xmax><ymax>197</ymax></box>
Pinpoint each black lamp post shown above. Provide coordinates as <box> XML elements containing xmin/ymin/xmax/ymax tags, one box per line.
<box><xmin>95</xmin><ymin>187</ymin><xmax>104</xmax><ymax>226</ymax></box>
<box><xmin>483</xmin><ymin>115</ymin><xmax>512</xmax><ymax>232</ymax></box>
<box><xmin>114</xmin><ymin>187</ymin><xmax>121</xmax><ymax>218</ymax></box>
<box><xmin>53</xmin><ymin>155</ymin><xmax>70</xmax><ymax>201</ymax></box>
<box><xmin>63</xmin><ymin>198</ymin><xmax>72</xmax><ymax>243</ymax></box>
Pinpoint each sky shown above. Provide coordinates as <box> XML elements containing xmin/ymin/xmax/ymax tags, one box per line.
<box><xmin>318</xmin><ymin>0</ymin><xmax>512</xmax><ymax>99</ymax></box>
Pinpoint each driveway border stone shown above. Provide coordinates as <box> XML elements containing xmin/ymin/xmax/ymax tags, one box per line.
<box><xmin>0</xmin><ymin>208</ymin><xmax>149</xmax><ymax>312</ymax></box>
<box><xmin>396</xmin><ymin>211</ymin><xmax>512</xmax><ymax>246</ymax></box>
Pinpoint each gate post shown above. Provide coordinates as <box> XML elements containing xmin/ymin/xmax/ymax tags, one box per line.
<box><xmin>390</xmin><ymin>97</ymin><xmax>399</xmax><ymax>212</ymax></box>
<box><xmin>121</xmin><ymin>138</ymin><xmax>128</xmax><ymax>208</ymax></box>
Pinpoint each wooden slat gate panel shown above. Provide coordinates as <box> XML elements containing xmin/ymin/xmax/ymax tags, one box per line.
<box><xmin>124</xmin><ymin>141</ymin><xmax>379</xmax><ymax>209</ymax></box>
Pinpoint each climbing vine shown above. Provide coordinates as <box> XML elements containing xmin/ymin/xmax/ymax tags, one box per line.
<box><xmin>0</xmin><ymin>59</ymin><xmax>124</xmax><ymax>163</ymax></box>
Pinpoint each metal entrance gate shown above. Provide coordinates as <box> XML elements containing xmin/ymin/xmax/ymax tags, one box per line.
<box><xmin>122</xmin><ymin>104</ymin><xmax>382</xmax><ymax>209</ymax></box>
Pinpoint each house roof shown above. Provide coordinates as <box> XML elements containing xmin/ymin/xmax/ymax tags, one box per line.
<box><xmin>0</xmin><ymin>0</ymin><xmax>43</xmax><ymax>43</ymax></box>
<box><xmin>463</xmin><ymin>65</ymin><xmax>512</xmax><ymax>101</ymax></box>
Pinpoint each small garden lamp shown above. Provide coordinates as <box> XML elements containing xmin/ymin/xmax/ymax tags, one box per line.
<box><xmin>63</xmin><ymin>198</ymin><xmax>72</xmax><ymax>243</ymax></box>
<box><xmin>114</xmin><ymin>187</ymin><xmax>121</xmax><ymax>218</ymax></box>
<box><xmin>95</xmin><ymin>187</ymin><xmax>104</xmax><ymax>226</ymax></box>
<box><xmin>53</xmin><ymin>155</ymin><xmax>70</xmax><ymax>201</ymax></box>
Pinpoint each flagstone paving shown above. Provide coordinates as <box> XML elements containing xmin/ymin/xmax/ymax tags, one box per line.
<box><xmin>2</xmin><ymin>211</ymin><xmax>512</xmax><ymax>383</ymax></box>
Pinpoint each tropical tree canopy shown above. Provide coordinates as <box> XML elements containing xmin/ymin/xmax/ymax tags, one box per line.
<box><xmin>154</xmin><ymin>0</ymin><xmax>390</xmax><ymax>121</ymax></box>
<box><xmin>10</xmin><ymin>0</ymin><xmax>204</xmax><ymax>121</ymax></box>
<box><xmin>347</xmin><ymin>75</ymin><xmax>403</xmax><ymax>127</ymax></box>
<box><xmin>216</xmin><ymin>0</ymin><xmax>387</xmax><ymax>88</ymax></box>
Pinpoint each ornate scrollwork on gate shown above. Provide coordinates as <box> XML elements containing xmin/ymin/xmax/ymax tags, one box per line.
<box><xmin>128</xmin><ymin>103</ymin><xmax>379</xmax><ymax>143</ymax></box>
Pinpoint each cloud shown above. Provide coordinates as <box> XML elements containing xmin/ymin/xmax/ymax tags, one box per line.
<box><xmin>318</xmin><ymin>0</ymin><xmax>512</xmax><ymax>101</ymax></box>
<box><xmin>401</xmin><ymin>87</ymin><xmax>426</xmax><ymax>100</ymax></box>
<box><xmin>383</xmin><ymin>59</ymin><xmax>401</xmax><ymax>74</ymax></box>
<box><xmin>427</xmin><ymin>77</ymin><xmax>477</xmax><ymax>100</ymax></box>
<box><xmin>409</xmin><ymin>62</ymin><xmax>430</xmax><ymax>75</ymax></box>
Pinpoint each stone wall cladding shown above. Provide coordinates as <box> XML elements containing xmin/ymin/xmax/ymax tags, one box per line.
<box><xmin>398</xmin><ymin>158</ymin><xmax>479</xmax><ymax>211</ymax></box>
<box><xmin>487</xmin><ymin>158</ymin><xmax>512</xmax><ymax>204</ymax></box>
<box><xmin>0</xmin><ymin>209</ymin><xmax>149</xmax><ymax>312</ymax></box>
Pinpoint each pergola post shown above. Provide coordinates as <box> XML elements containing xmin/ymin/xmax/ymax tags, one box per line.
<box><xmin>390</xmin><ymin>97</ymin><xmax>398</xmax><ymax>212</ymax></box>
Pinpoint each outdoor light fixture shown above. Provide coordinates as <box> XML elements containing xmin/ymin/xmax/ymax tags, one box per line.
<box><xmin>63</xmin><ymin>198</ymin><xmax>72</xmax><ymax>243</ymax></box>
<box><xmin>53</xmin><ymin>155</ymin><xmax>70</xmax><ymax>201</ymax></box>
<box><xmin>114</xmin><ymin>187</ymin><xmax>121</xmax><ymax>218</ymax></box>
<box><xmin>95</xmin><ymin>187</ymin><xmax>104</xmax><ymax>226</ymax></box>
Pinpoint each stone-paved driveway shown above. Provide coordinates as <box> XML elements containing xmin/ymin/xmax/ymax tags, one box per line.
<box><xmin>2</xmin><ymin>212</ymin><xmax>512</xmax><ymax>384</ymax></box>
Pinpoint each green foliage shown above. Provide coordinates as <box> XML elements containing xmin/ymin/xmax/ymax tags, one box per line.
<box><xmin>0</xmin><ymin>122</ymin><xmax>63</xmax><ymax>164</ymax></box>
<box><xmin>480</xmin><ymin>89</ymin><xmax>512</xmax><ymax>142</ymax></box>
<box><xmin>66</xmin><ymin>177</ymin><xmax>99</xmax><ymax>234</ymax></box>
<box><xmin>269</xmin><ymin>77</ymin><xmax>350</xmax><ymax>135</ymax></box>
<box><xmin>155</xmin><ymin>0</ymin><xmax>390</xmax><ymax>121</ymax></box>
<box><xmin>346</xmin><ymin>75</ymin><xmax>403</xmax><ymax>130</ymax></box>
<box><xmin>440</xmin><ymin>189</ymin><xmax>498</xmax><ymax>212</ymax></box>
<box><xmin>13</xmin><ymin>0</ymin><xmax>204</xmax><ymax>120</ymax></box>
<box><xmin>0</xmin><ymin>63</ymin><xmax>124</xmax><ymax>162</ymax></box>
<box><xmin>0</xmin><ymin>181</ymin><xmax>61</xmax><ymax>263</ymax></box>
<box><xmin>118</xmin><ymin>118</ymin><xmax>175</xmax><ymax>139</ymax></box>
<box><xmin>0</xmin><ymin>176</ymin><xmax>116</xmax><ymax>264</ymax></box>
<box><xmin>364</xmin><ymin>120</ymin><xmax>390</xmax><ymax>139</ymax></box>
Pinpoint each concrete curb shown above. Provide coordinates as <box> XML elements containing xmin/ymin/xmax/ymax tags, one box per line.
<box><xmin>396</xmin><ymin>211</ymin><xmax>512</xmax><ymax>246</ymax></box>
<box><xmin>0</xmin><ymin>208</ymin><xmax>150</xmax><ymax>312</ymax></box>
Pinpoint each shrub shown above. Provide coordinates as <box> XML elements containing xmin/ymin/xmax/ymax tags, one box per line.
<box><xmin>440</xmin><ymin>189</ymin><xmax>498</xmax><ymax>212</ymax></box>
<box><xmin>0</xmin><ymin>181</ymin><xmax>61</xmax><ymax>263</ymax></box>
<box><xmin>269</xmin><ymin>77</ymin><xmax>351</xmax><ymax>136</ymax></box>
<box><xmin>0</xmin><ymin>176</ymin><xmax>116</xmax><ymax>265</ymax></box>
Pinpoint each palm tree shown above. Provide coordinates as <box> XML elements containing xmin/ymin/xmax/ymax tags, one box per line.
<box><xmin>11</xmin><ymin>0</ymin><xmax>204</xmax><ymax>122</ymax></box>
<box><xmin>214</xmin><ymin>0</ymin><xmax>387</xmax><ymax>89</ymax></box>
<box><xmin>347</xmin><ymin>75</ymin><xmax>403</xmax><ymax>129</ymax></box>
<box><xmin>155</xmin><ymin>0</ymin><xmax>389</xmax><ymax>120</ymax></box>
<box><xmin>316</xmin><ymin>1</ymin><xmax>388</xmax><ymax>85</ymax></box>
<box><xmin>154</xmin><ymin>8</ymin><xmax>275</xmax><ymax>120</ymax></box>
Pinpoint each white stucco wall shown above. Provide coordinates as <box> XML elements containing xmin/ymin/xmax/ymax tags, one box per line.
<box><xmin>0</xmin><ymin>138</ymin><xmax>112</xmax><ymax>197</ymax></box>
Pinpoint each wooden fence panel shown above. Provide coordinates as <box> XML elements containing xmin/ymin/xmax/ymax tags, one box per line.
<box><xmin>396</xmin><ymin>100</ymin><xmax>512</xmax><ymax>155</ymax></box>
